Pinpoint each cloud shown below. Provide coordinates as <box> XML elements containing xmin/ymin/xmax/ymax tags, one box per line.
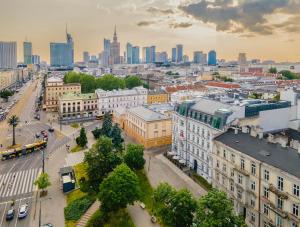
<box><xmin>146</xmin><ymin>7</ymin><xmax>174</xmax><ymax>15</ymax></box>
<box><xmin>169</xmin><ymin>22</ymin><xmax>193</xmax><ymax>28</ymax></box>
<box><xmin>137</xmin><ymin>21</ymin><xmax>157</xmax><ymax>27</ymax></box>
<box><xmin>179</xmin><ymin>0</ymin><xmax>300</xmax><ymax>35</ymax></box>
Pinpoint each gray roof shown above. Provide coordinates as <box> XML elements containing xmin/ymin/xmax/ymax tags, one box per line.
<box><xmin>215</xmin><ymin>130</ymin><xmax>300</xmax><ymax>178</ymax></box>
<box><xmin>191</xmin><ymin>98</ymin><xmax>233</xmax><ymax>115</ymax></box>
<box><xmin>128</xmin><ymin>106</ymin><xmax>170</xmax><ymax>122</ymax></box>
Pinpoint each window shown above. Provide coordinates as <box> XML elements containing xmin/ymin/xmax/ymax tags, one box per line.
<box><xmin>223</xmin><ymin>150</ymin><xmax>226</xmax><ymax>158</ymax></box>
<box><xmin>231</xmin><ymin>154</ymin><xmax>235</xmax><ymax>163</ymax></box>
<box><xmin>277</xmin><ymin>196</ymin><xmax>283</xmax><ymax>209</ymax></box>
<box><xmin>275</xmin><ymin>215</ymin><xmax>283</xmax><ymax>227</ymax></box>
<box><xmin>293</xmin><ymin>184</ymin><xmax>300</xmax><ymax>197</ymax></box>
<box><xmin>251</xmin><ymin>213</ymin><xmax>255</xmax><ymax>222</ymax></box>
<box><xmin>250</xmin><ymin>198</ymin><xmax>255</xmax><ymax>207</ymax></box>
<box><xmin>222</xmin><ymin>163</ymin><xmax>227</xmax><ymax>172</ymax></box>
<box><xmin>240</xmin><ymin>159</ymin><xmax>245</xmax><ymax>170</ymax></box>
<box><xmin>251</xmin><ymin>163</ymin><xmax>256</xmax><ymax>175</ymax></box>
<box><xmin>251</xmin><ymin>181</ymin><xmax>256</xmax><ymax>191</ymax></box>
<box><xmin>293</xmin><ymin>204</ymin><xmax>299</xmax><ymax>216</ymax></box>
<box><xmin>230</xmin><ymin>181</ymin><xmax>234</xmax><ymax>192</ymax></box>
<box><xmin>264</xmin><ymin>170</ymin><xmax>269</xmax><ymax>181</ymax></box>
<box><xmin>263</xmin><ymin>204</ymin><xmax>269</xmax><ymax>215</ymax></box>
<box><xmin>238</xmin><ymin>174</ymin><xmax>243</xmax><ymax>184</ymax></box>
<box><xmin>263</xmin><ymin>187</ymin><xmax>269</xmax><ymax>198</ymax></box>
<box><xmin>291</xmin><ymin>222</ymin><xmax>297</xmax><ymax>227</ymax></box>
<box><xmin>277</xmin><ymin>176</ymin><xmax>284</xmax><ymax>191</ymax></box>
<box><xmin>230</xmin><ymin>169</ymin><xmax>234</xmax><ymax>177</ymax></box>
<box><xmin>237</xmin><ymin>189</ymin><xmax>242</xmax><ymax>199</ymax></box>
<box><xmin>216</xmin><ymin>160</ymin><xmax>220</xmax><ymax>168</ymax></box>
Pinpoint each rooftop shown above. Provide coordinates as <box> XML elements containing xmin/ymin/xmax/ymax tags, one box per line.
<box><xmin>128</xmin><ymin>106</ymin><xmax>170</xmax><ymax>122</ymax></box>
<box><xmin>215</xmin><ymin>129</ymin><xmax>300</xmax><ymax>178</ymax></box>
<box><xmin>191</xmin><ymin>98</ymin><xmax>233</xmax><ymax>115</ymax></box>
<box><xmin>59</xmin><ymin>93</ymin><xmax>96</xmax><ymax>101</ymax></box>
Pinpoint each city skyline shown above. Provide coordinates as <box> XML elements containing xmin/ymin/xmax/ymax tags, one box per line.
<box><xmin>1</xmin><ymin>0</ymin><xmax>300</xmax><ymax>62</ymax></box>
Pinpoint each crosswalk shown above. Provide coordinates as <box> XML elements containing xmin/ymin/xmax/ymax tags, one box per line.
<box><xmin>0</xmin><ymin>168</ymin><xmax>41</xmax><ymax>198</ymax></box>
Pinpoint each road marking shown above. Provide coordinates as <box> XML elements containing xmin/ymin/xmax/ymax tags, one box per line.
<box><xmin>14</xmin><ymin>198</ymin><xmax>23</xmax><ymax>227</ymax></box>
<box><xmin>0</xmin><ymin>201</ymin><xmax>7</xmax><ymax>227</ymax></box>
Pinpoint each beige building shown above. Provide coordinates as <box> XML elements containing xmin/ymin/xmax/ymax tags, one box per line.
<box><xmin>147</xmin><ymin>90</ymin><xmax>169</xmax><ymax>104</ymax></box>
<box><xmin>44</xmin><ymin>77</ymin><xmax>81</xmax><ymax>111</ymax></box>
<box><xmin>124</xmin><ymin>106</ymin><xmax>172</xmax><ymax>149</ymax></box>
<box><xmin>58</xmin><ymin>93</ymin><xmax>98</xmax><ymax>123</ymax></box>
<box><xmin>213</xmin><ymin>128</ymin><xmax>300</xmax><ymax>227</ymax></box>
<box><xmin>0</xmin><ymin>70</ymin><xmax>18</xmax><ymax>91</ymax></box>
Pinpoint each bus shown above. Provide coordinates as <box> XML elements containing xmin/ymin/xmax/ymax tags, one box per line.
<box><xmin>1</xmin><ymin>139</ymin><xmax>47</xmax><ymax>161</ymax></box>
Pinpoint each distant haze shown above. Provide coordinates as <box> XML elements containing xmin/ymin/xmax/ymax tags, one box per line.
<box><xmin>0</xmin><ymin>0</ymin><xmax>299</xmax><ymax>62</ymax></box>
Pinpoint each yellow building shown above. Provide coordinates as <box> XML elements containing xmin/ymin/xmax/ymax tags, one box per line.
<box><xmin>124</xmin><ymin>106</ymin><xmax>172</xmax><ymax>149</ymax></box>
<box><xmin>147</xmin><ymin>90</ymin><xmax>169</xmax><ymax>104</ymax></box>
<box><xmin>0</xmin><ymin>70</ymin><xmax>18</xmax><ymax>91</ymax></box>
<box><xmin>44</xmin><ymin>77</ymin><xmax>81</xmax><ymax>112</ymax></box>
<box><xmin>213</xmin><ymin>128</ymin><xmax>300</xmax><ymax>227</ymax></box>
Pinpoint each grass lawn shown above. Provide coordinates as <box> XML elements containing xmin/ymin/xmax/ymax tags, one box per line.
<box><xmin>135</xmin><ymin>170</ymin><xmax>154</xmax><ymax>212</ymax></box>
<box><xmin>66</xmin><ymin>188</ymin><xmax>87</xmax><ymax>204</ymax></box>
<box><xmin>70</xmin><ymin>145</ymin><xmax>84</xmax><ymax>153</ymax></box>
<box><xmin>190</xmin><ymin>172</ymin><xmax>212</xmax><ymax>191</ymax></box>
<box><xmin>86</xmin><ymin>208</ymin><xmax>135</xmax><ymax>227</ymax></box>
<box><xmin>73</xmin><ymin>162</ymin><xmax>88</xmax><ymax>182</ymax></box>
<box><xmin>70</xmin><ymin>123</ymin><xmax>79</xmax><ymax>128</ymax></box>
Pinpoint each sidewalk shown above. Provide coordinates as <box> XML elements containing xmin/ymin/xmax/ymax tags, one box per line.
<box><xmin>145</xmin><ymin>153</ymin><xmax>207</xmax><ymax>198</ymax></box>
<box><xmin>76</xmin><ymin>200</ymin><xmax>100</xmax><ymax>227</ymax></box>
<box><xmin>128</xmin><ymin>203</ymin><xmax>160</xmax><ymax>227</ymax></box>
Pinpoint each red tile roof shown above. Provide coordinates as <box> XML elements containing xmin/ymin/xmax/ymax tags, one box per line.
<box><xmin>165</xmin><ymin>84</ymin><xmax>207</xmax><ymax>93</ymax></box>
<box><xmin>206</xmin><ymin>81</ymin><xmax>241</xmax><ymax>89</ymax></box>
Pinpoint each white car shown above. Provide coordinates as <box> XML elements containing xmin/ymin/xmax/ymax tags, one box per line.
<box><xmin>18</xmin><ymin>204</ymin><xmax>28</xmax><ymax>219</ymax></box>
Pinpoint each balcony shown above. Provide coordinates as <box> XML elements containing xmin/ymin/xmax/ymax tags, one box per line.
<box><xmin>269</xmin><ymin>184</ymin><xmax>289</xmax><ymax>200</ymax></box>
<box><xmin>233</xmin><ymin>165</ymin><xmax>250</xmax><ymax>177</ymax></box>
<box><xmin>268</xmin><ymin>201</ymin><xmax>288</xmax><ymax>219</ymax></box>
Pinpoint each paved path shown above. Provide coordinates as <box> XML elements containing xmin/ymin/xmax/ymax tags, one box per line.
<box><xmin>76</xmin><ymin>200</ymin><xmax>100</xmax><ymax>227</ymax></box>
<box><xmin>128</xmin><ymin>203</ymin><xmax>160</xmax><ymax>227</ymax></box>
<box><xmin>145</xmin><ymin>153</ymin><xmax>207</xmax><ymax>198</ymax></box>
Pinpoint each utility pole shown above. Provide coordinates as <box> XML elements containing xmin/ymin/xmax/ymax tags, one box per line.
<box><xmin>38</xmin><ymin>200</ymin><xmax>41</xmax><ymax>227</ymax></box>
<box><xmin>148</xmin><ymin>156</ymin><xmax>151</xmax><ymax>172</ymax></box>
<box><xmin>42</xmin><ymin>149</ymin><xmax>45</xmax><ymax>173</ymax></box>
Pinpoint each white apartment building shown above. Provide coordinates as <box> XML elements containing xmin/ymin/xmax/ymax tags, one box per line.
<box><xmin>172</xmin><ymin>99</ymin><xmax>245</xmax><ymax>183</ymax></box>
<box><xmin>0</xmin><ymin>41</ymin><xmax>17</xmax><ymax>69</ymax></box>
<box><xmin>95</xmin><ymin>86</ymin><xmax>147</xmax><ymax>116</ymax></box>
<box><xmin>213</xmin><ymin>128</ymin><xmax>300</xmax><ymax>227</ymax></box>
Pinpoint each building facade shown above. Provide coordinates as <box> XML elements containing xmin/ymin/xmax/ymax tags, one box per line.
<box><xmin>58</xmin><ymin>93</ymin><xmax>98</xmax><ymax>123</ymax></box>
<box><xmin>110</xmin><ymin>26</ymin><xmax>120</xmax><ymax>65</ymax></box>
<box><xmin>44</xmin><ymin>77</ymin><xmax>81</xmax><ymax>112</ymax></box>
<box><xmin>176</xmin><ymin>44</ymin><xmax>183</xmax><ymax>63</ymax></box>
<box><xmin>147</xmin><ymin>90</ymin><xmax>169</xmax><ymax>104</ymax></box>
<box><xmin>213</xmin><ymin>129</ymin><xmax>300</xmax><ymax>227</ymax></box>
<box><xmin>124</xmin><ymin>106</ymin><xmax>172</xmax><ymax>149</ymax></box>
<box><xmin>208</xmin><ymin>50</ymin><xmax>217</xmax><ymax>66</ymax></box>
<box><xmin>0</xmin><ymin>70</ymin><xmax>18</xmax><ymax>91</ymax></box>
<box><xmin>172</xmin><ymin>47</ymin><xmax>177</xmax><ymax>63</ymax></box>
<box><xmin>0</xmin><ymin>41</ymin><xmax>17</xmax><ymax>69</ymax></box>
<box><xmin>95</xmin><ymin>86</ymin><xmax>147</xmax><ymax>116</ymax></box>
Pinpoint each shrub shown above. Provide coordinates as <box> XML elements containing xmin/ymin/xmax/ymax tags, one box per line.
<box><xmin>64</xmin><ymin>195</ymin><xmax>95</xmax><ymax>221</ymax></box>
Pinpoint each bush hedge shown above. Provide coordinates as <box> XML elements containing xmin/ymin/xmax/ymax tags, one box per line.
<box><xmin>64</xmin><ymin>195</ymin><xmax>95</xmax><ymax>221</ymax></box>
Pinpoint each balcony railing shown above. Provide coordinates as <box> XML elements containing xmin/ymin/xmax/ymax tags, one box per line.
<box><xmin>269</xmin><ymin>184</ymin><xmax>289</xmax><ymax>200</ymax></box>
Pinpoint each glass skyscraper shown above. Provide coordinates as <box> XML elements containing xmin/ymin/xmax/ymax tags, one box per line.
<box><xmin>208</xmin><ymin>50</ymin><xmax>217</xmax><ymax>66</ymax></box>
<box><xmin>132</xmin><ymin>46</ymin><xmax>140</xmax><ymax>64</ymax></box>
<box><xmin>176</xmin><ymin>44</ymin><xmax>183</xmax><ymax>63</ymax></box>
<box><xmin>150</xmin><ymin>46</ymin><xmax>156</xmax><ymax>63</ymax></box>
<box><xmin>172</xmin><ymin>47</ymin><xmax>177</xmax><ymax>62</ymax></box>
<box><xmin>126</xmin><ymin>43</ymin><xmax>133</xmax><ymax>64</ymax></box>
<box><xmin>23</xmin><ymin>42</ymin><xmax>32</xmax><ymax>65</ymax></box>
<box><xmin>50</xmin><ymin>30</ymin><xmax>74</xmax><ymax>67</ymax></box>
<box><xmin>193</xmin><ymin>51</ymin><xmax>203</xmax><ymax>64</ymax></box>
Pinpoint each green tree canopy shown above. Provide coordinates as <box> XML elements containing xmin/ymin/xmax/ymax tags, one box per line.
<box><xmin>84</xmin><ymin>136</ymin><xmax>122</xmax><ymax>191</ymax></box>
<box><xmin>0</xmin><ymin>89</ymin><xmax>14</xmax><ymax>101</ymax></box>
<box><xmin>101</xmin><ymin>112</ymin><xmax>112</xmax><ymax>137</ymax></box>
<box><xmin>98</xmin><ymin>163</ymin><xmax>140</xmax><ymax>213</ymax></box>
<box><xmin>268</xmin><ymin>67</ymin><xmax>277</xmax><ymax>74</ymax></box>
<box><xmin>76</xmin><ymin>127</ymin><xmax>88</xmax><ymax>147</ymax></box>
<box><xmin>34</xmin><ymin>172</ymin><xmax>51</xmax><ymax>191</ymax></box>
<box><xmin>279</xmin><ymin>70</ymin><xmax>300</xmax><ymax>80</ymax></box>
<box><xmin>125</xmin><ymin>76</ymin><xmax>142</xmax><ymax>89</ymax></box>
<box><xmin>194</xmin><ymin>189</ymin><xmax>245</xmax><ymax>227</ymax></box>
<box><xmin>124</xmin><ymin>144</ymin><xmax>145</xmax><ymax>170</ymax></box>
<box><xmin>111</xmin><ymin>124</ymin><xmax>124</xmax><ymax>151</ymax></box>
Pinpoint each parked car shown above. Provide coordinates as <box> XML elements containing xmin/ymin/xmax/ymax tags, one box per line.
<box><xmin>41</xmin><ymin>130</ymin><xmax>48</xmax><ymax>137</ymax></box>
<box><xmin>48</xmin><ymin>128</ymin><xmax>54</xmax><ymax>132</ymax></box>
<box><xmin>18</xmin><ymin>204</ymin><xmax>28</xmax><ymax>219</ymax></box>
<box><xmin>6</xmin><ymin>208</ymin><xmax>15</xmax><ymax>221</ymax></box>
<box><xmin>41</xmin><ymin>223</ymin><xmax>53</xmax><ymax>227</ymax></box>
<box><xmin>35</xmin><ymin>133</ymin><xmax>40</xmax><ymax>138</ymax></box>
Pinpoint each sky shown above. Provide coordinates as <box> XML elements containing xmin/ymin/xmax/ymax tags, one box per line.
<box><xmin>0</xmin><ymin>0</ymin><xmax>300</xmax><ymax>63</ymax></box>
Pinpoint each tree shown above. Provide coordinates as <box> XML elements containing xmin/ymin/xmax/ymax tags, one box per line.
<box><xmin>111</xmin><ymin>124</ymin><xmax>124</xmax><ymax>151</ymax></box>
<box><xmin>268</xmin><ymin>67</ymin><xmax>277</xmax><ymax>74</ymax></box>
<box><xmin>125</xmin><ymin>76</ymin><xmax>142</xmax><ymax>89</ymax></box>
<box><xmin>98</xmin><ymin>163</ymin><xmax>140</xmax><ymax>212</ymax></box>
<box><xmin>7</xmin><ymin>115</ymin><xmax>19</xmax><ymax>146</ymax></box>
<box><xmin>279</xmin><ymin>70</ymin><xmax>300</xmax><ymax>80</ymax></box>
<box><xmin>194</xmin><ymin>189</ymin><xmax>245</xmax><ymax>227</ymax></box>
<box><xmin>95</xmin><ymin>74</ymin><xmax>125</xmax><ymax>91</ymax></box>
<box><xmin>91</xmin><ymin>127</ymin><xmax>102</xmax><ymax>139</ymax></box>
<box><xmin>34</xmin><ymin>172</ymin><xmax>51</xmax><ymax>193</ymax></box>
<box><xmin>76</xmin><ymin>128</ymin><xmax>88</xmax><ymax>147</ymax></box>
<box><xmin>0</xmin><ymin>89</ymin><xmax>14</xmax><ymax>101</ymax></box>
<box><xmin>124</xmin><ymin>144</ymin><xmax>145</xmax><ymax>170</ymax></box>
<box><xmin>84</xmin><ymin>136</ymin><xmax>122</xmax><ymax>191</ymax></box>
<box><xmin>101</xmin><ymin>112</ymin><xmax>112</xmax><ymax>137</ymax></box>
<box><xmin>153</xmin><ymin>183</ymin><xmax>197</xmax><ymax>227</ymax></box>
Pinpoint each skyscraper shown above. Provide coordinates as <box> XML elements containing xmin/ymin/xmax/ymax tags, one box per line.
<box><xmin>132</xmin><ymin>46</ymin><xmax>140</xmax><ymax>64</ymax></box>
<box><xmin>110</xmin><ymin>26</ymin><xmax>120</xmax><ymax>65</ymax></box>
<box><xmin>50</xmin><ymin>28</ymin><xmax>74</xmax><ymax>67</ymax></box>
<box><xmin>150</xmin><ymin>46</ymin><xmax>156</xmax><ymax>63</ymax></box>
<box><xmin>126</xmin><ymin>43</ymin><xmax>133</xmax><ymax>64</ymax></box>
<box><xmin>172</xmin><ymin>47</ymin><xmax>177</xmax><ymax>62</ymax></box>
<box><xmin>23</xmin><ymin>41</ymin><xmax>32</xmax><ymax>65</ymax></box>
<box><xmin>238</xmin><ymin>53</ymin><xmax>247</xmax><ymax>65</ymax></box>
<box><xmin>83</xmin><ymin>51</ymin><xmax>90</xmax><ymax>64</ymax></box>
<box><xmin>0</xmin><ymin>41</ymin><xmax>17</xmax><ymax>69</ymax></box>
<box><xmin>176</xmin><ymin>44</ymin><xmax>183</xmax><ymax>63</ymax></box>
<box><xmin>142</xmin><ymin>47</ymin><xmax>151</xmax><ymax>63</ymax></box>
<box><xmin>193</xmin><ymin>51</ymin><xmax>203</xmax><ymax>64</ymax></box>
<box><xmin>208</xmin><ymin>50</ymin><xmax>217</xmax><ymax>66</ymax></box>
<box><xmin>31</xmin><ymin>55</ymin><xmax>40</xmax><ymax>64</ymax></box>
<box><xmin>102</xmin><ymin>39</ymin><xmax>111</xmax><ymax>67</ymax></box>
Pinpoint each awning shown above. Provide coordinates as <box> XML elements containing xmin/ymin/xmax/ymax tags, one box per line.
<box><xmin>173</xmin><ymin>155</ymin><xmax>180</xmax><ymax>160</ymax></box>
<box><xmin>167</xmin><ymin>151</ymin><xmax>176</xmax><ymax>156</ymax></box>
<box><xmin>179</xmin><ymin>159</ymin><xmax>186</xmax><ymax>164</ymax></box>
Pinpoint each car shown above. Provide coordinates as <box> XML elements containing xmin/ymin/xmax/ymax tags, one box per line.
<box><xmin>35</xmin><ymin>133</ymin><xmax>40</xmax><ymax>138</ymax></box>
<box><xmin>6</xmin><ymin>208</ymin><xmax>15</xmax><ymax>221</ymax></box>
<box><xmin>18</xmin><ymin>204</ymin><xmax>28</xmax><ymax>219</ymax></box>
<box><xmin>41</xmin><ymin>223</ymin><xmax>53</xmax><ymax>227</ymax></box>
<box><xmin>41</xmin><ymin>130</ymin><xmax>48</xmax><ymax>137</ymax></box>
<box><xmin>48</xmin><ymin>128</ymin><xmax>54</xmax><ymax>132</ymax></box>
